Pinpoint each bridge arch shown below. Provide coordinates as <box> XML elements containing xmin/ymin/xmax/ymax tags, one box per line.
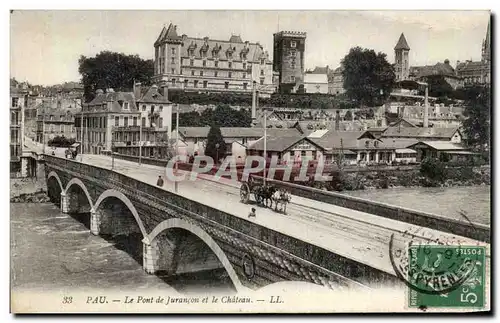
<box><xmin>65</xmin><ymin>178</ymin><xmax>94</xmax><ymax>209</ymax></box>
<box><xmin>148</xmin><ymin>218</ymin><xmax>244</xmax><ymax>293</ymax></box>
<box><xmin>94</xmin><ymin>189</ymin><xmax>148</xmax><ymax>238</ymax></box>
<box><xmin>47</xmin><ymin>171</ymin><xmax>64</xmax><ymax>193</ymax></box>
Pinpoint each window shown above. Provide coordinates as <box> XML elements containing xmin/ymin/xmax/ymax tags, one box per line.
<box><xmin>224</xmin><ymin>82</ymin><xmax>229</xmax><ymax>89</ymax></box>
<box><xmin>191</xmin><ymin>70</ymin><xmax>195</xmax><ymax>76</ymax></box>
<box><xmin>260</xmin><ymin>79</ymin><xmax>264</xmax><ymax>85</ymax></box>
<box><xmin>214</xmin><ymin>71</ymin><xmax>218</xmax><ymax>77</ymax></box>
<box><xmin>60</xmin><ymin>124</ymin><xmax>64</xmax><ymax>133</ymax></box>
<box><xmin>171</xmin><ymin>47</ymin><xmax>175</xmax><ymax>55</ymax></box>
<box><xmin>184</xmin><ymin>79</ymin><xmax>189</xmax><ymax>88</ymax></box>
<box><xmin>260</xmin><ymin>69</ymin><xmax>264</xmax><ymax>76</ymax></box>
<box><xmin>171</xmin><ymin>58</ymin><xmax>175</xmax><ymax>64</ymax></box>
<box><xmin>194</xmin><ymin>80</ymin><xmax>199</xmax><ymax>88</ymax></box>
<box><xmin>228</xmin><ymin>72</ymin><xmax>232</xmax><ymax>78</ymax></box>
<box><xmin>190</xmin><ymin>59</ymin><xmax>194</xmax><ymax>66</ymax></box>
<box><xmin>215</xmin><ymin>61</ymin><xmax>219</xmax><ymax>67</ymax></box>
<box><xmin>159</xmin><ymin>106</ymin><xmax>163</xmax><ymax>112</ymax></box>
<box><xmin>124</xmin><ymin>117</ymin><xmax>128</xmax><ymax>127</ymax></box>
<box><xmin>159</xmin><ymin>117</ymin><xmax>163</xmax><ymax>128</ymax></box>
<box><xmin>290</xmin><ymin>40</ymin><xmax>297</xmax><ymax>48</ymax></box>
<box><xmin>200</xmin><ymin>71</ymin><xmax>204</xmax><ymax>77</ymax></box>
<box><xmin>171</xmin><ymin>68</ymin><xmax>175</xmax><ymax>74</ymax></box>
<box><xmin>290</xmin><ymin>76</ymin><xmax>295</xmax><ymax>82</ymax></box>
<box><xmin>202</xmin><ymin>60</ymin><xmax>206</xmax><ymax>67</ymax></box>
<box><xmin>290</xmin><ymin>51</ymin><xmax>296</xmax><ymax>57</ymax></box>
<box><xmin>291</xmin><ymin>62</ymin><xmax>296</xmax><ymax>69</ymax></box>
<box><xmin>243</xmin><ymin>63</ymin><xmax>247</xmax><ymax>69</ymax></box>
<box><xmin>243</xmin><ymin>83</ymin><xmax>248</xmax><ymax>90</ymax></box>
<box><xmin>172</xmin><ymin>79</ymin><xmax>176</xmax><ymax>86</ymax></box>
<box><xmin>374</xmin><ymin>141</ymin><xmax>379</xmax><ymax>147</ymax></box>
<box><xmin>203</xmin><ymin>81</ymin><xmax>208</xmax><ymax>88</ymax></box>
<box><xmin>11</xmin><ymin>97</ymin><xmax>18</xmax><ymax>107</ymax></box>
<box><xmin>260</xmin><ymin>58</ymin><xmax>265</xmax><ymax>64</ymax></box>
<box><xmin>301</xmin><ymin>150</ymin><xmax>307</xmax><ymax>157</ymax></box>
<box><xmin>123</xmin><ymin>102</ymin><xmax>130</xmax><ymax>110</ymax></box>
<box><xmin>142</xmin><ymin>105</ymin><xmax>146</xmax><ymax>111</ymax></box>
<box><xmin>133</xmin><ymin>117</ymin><xmax>137</xmax><ymax>126</ymax></box>
<box><xmin>151</xmin><ymin>105</ymin><xmax>155</xmax><ymax>112</ymax></box>
<box><xmin>365</xmin><ymin>140</ymin><xmax>370</xmax><ymax>148</ymax></box>
<box><xmin>142</xmin><ymin>117</ymin><xmax>146</xmax><ymax>127</ymax></box>
<box><xmin>228</xmin><ymin>62</ymin><xmax>232</xmax><ymax>68</ymax></box>
<box><xmin>243</xmin><ymin>73</ymin><xmax>246</xmax><ymax>79</ymax></box>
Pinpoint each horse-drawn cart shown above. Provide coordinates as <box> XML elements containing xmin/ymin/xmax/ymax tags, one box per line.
<box><xmin>239</xmin><ymin>178</ymin><xmax>291</xmax><ymax>214</ymax></box>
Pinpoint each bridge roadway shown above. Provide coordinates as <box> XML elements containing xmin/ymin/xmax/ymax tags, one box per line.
<box><xmin>69</xmin><ymin>153</ymin><xmax>487</xmax><ymax>285</ymax></box>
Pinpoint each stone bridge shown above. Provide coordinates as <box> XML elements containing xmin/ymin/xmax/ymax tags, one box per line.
<box><xmin>43</xmin><ymin>155</ymin><xmax>400</xmax><ymax>292</ymax></box>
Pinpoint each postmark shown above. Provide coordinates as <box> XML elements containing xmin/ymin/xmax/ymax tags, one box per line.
<box><xmin>389</xmin><ymin>228</ymin><xmax>486</xmax><ymax>309</ymax></box>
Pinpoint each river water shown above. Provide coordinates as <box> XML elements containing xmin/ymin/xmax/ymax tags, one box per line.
<box><xmin>10</xmin><ymin>203</ymin><xmax>235</xmax><ymax>294</ymax></box>
<box><xmin>343</xmin><ymin>186</ymin><xmax>491</xmax><ymax>226</ymax></box>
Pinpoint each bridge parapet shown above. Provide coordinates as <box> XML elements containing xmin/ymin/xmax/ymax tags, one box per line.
<box><xmin>256</xmin><ymin>176</ymin><xmax>490</xmax><ymax>243</ymax></box>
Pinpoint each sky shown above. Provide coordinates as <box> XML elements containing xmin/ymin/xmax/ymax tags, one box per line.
<box><xmin>10</xmin><ymin>10</ymin><xmax>490</xmax><ymax>86</ymax></box>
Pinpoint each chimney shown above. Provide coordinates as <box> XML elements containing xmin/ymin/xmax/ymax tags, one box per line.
<box><xmin>423</xmin><ymin>85</ymin><xmax>429</xmax><ymax>128</ymax></box>
<box><xmin>335</xmin><ymin>111</ymin><xmax>340</xmax><ymax>131</ymax></box>
<box><xmin>96</xmin><ymin>89</ymin><xmax>104</xmax><ymax>95</ymax></box>
<box><xmin>160</xmin><ymin>84</ymin><xmax>169</xmax><ymax>100</ymax></box>
<box><xmin>133</xmin><ymin>82</ymin><xmax>141</xmax><ymax>100</ymax></box>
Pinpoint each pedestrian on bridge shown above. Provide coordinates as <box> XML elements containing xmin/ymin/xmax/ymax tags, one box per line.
<box><xmin>157</xmin><ymin>175</ymin><xmax>164</xmax><ymax>187</ymax></box>
<box><xmin>248</xmin><ymin>208</ymin><xmax>256</xmax><ymax>218</ymax></box>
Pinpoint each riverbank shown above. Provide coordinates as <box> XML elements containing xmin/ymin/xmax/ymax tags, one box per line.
<box><xmin>10</xmin><ymin>177</ymin><xmax>49</xmax><ymax>203</ymax></box>
<box><xmin>303</xmin><ymin>165</ymin><xmax>490</xmax><ymax>191</ymax></box>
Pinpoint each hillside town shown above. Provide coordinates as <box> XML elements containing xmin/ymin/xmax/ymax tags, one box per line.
<box><xmin>11</xmin><ymin>20</ymin><xmax>490</xmax><ymax>177</ymax></box>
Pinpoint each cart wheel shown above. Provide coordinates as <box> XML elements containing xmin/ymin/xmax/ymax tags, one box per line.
<box><xmin>240</xmin><ymin>183</ymin><xmax>250</xmax><ymax>204</ymax></box>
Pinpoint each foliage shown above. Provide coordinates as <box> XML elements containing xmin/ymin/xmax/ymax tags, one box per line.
<box><xmin>78</xmin><ymin>51</ymin><xmax>154</xmax><ymax>102</ymax></box>
<box><xmin>168</xmin><ymin>90</ymin><xmax>356</xmax><ymax>110</ymax></box>
<box><xmin>204</xmin><ymin>126</ymin><xmax>226</xmax><ymax>164</ymax></box>
<box><xmin>462</xmin><ymin>85</ymin><xmax>490</xmax><ymax>151</ymax></box>
<box><xmin>175</xmin><ymin>104</ymin><xmax>251</xmax><ymax>129</ymax></box>
<box><xmin>48</xmin><ymin>136</ymin><xmax>76</xmax><ymax>148</ymax></box>
<box><xmin>420</xmin><ymin>158</ymin><xmax>446</xmax><ymax>183</ymax></box>
<box><xmin>341</xmin><ymin>47</ymin><xmax>395</xmax><ymax>107</ymax></box>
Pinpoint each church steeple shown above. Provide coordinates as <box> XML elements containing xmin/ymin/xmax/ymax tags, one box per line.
<box><xmin>394</xmin><ymin>33</ymin><xmax>410</xmax><ymax>51</ymax></box>
<box><xmin>482</xmin><ymin>19</ymin><xmax>491</xmax><ymax>63</ymax></box>
<box><xmin>394</xmin><ymin>33</ymin><xmax>410</xmax><ymax>81</ymax></box>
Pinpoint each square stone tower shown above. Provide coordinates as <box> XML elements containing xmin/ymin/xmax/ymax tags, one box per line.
<box><xmin>273</xmin><ymin>31</ymin><xmax>307</xmax><ymax>93</ymax></box>
<box><xmin>394</xmin><ymin>33</ymin><xmax>410</xmax><ymax>81</ymax></box>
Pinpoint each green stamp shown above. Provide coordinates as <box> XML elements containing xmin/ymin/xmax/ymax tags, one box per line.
<box><xmin>407</xmin><ymin>245</ymin><xmax>485</xmax><ymax>309</ymax></box>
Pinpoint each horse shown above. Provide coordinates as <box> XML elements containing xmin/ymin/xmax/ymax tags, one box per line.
<box><xmin>254</xmin><ymin>185</ymin><xmax>277</xmax><ymax>208</ymax></box>
<box><xmin>272</xmin><ymin>189</ymin><xmax>292</xmax><ymax>213</ymax></box>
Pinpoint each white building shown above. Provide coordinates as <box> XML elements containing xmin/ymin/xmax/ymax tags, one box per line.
<box><xmin>304</xmin><ymin>73</ymin><xmax>329</xmax><ymax>94</ymax></box>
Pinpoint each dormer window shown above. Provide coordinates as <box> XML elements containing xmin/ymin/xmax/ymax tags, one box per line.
<box><xmin>260</xmin><ymin>58</ymin><xmax>265</xmax><ymax>64</ymax></box>
<box><xmin>365</xmin><ymin>140</ymin><xmax>369</xmax><ymax>148</ymax></box>
<box><xmin>123</xmin><ymin>102</ymin><xmax>129</xmax><ymax>110</ymax></box>
<box><xmin>374</xmin><ymin>141</ymin><xmax>379</xmax><ymax>147</ymax></box>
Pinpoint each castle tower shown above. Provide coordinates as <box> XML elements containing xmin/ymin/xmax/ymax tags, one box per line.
<box><xmin>394</xmin><ymin>33</ymin><xmax>410</xmax><ymax>81</ymax></box>
<box><xmin>153</xmin><ymin>23</ymin><xmax>183</xmax><ymax>85</ymax></box>
<box><xmin>273</xmin><ymin>31</ymin><xmax>307</xmax><ymax>94</ymax></box>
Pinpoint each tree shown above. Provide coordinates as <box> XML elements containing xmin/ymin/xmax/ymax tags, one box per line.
<box><xmin>204</xmin><ymin>126</ymin><xmax>226</xmax><ymax>164</ymax></box>
<box><xmin>78</xmin><ymin>51</ymin><xmax>154</xmax><ymax>102</ymax></box>
<box><xmin>423</xmin><ymin>75</ymin><xmax>454</xmax><ymax>99</ymax></box>
<box><xmin>462</xmin><ymin>85</ymin><xmax>490</xmax><ymax>151</ymax></box>
<box><xmin>341</xmin><ymin>47</ymin><xmax>395</xmax><ymax>107</ymax></box>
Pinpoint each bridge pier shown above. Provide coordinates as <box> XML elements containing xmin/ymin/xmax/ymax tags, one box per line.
<box><xmin>143</xmin><ymin>235</ymin><xmax>183</xmax><ymax>275</ymax></box>
<box><xmin>90</xmin><ymin>208</ymin><xmax>101</xmax><ymax>236</ymax></box>
<box><xmin>60</xmin><ymin>192</ymin><xmax>69</xmax><ymax>213</ymax></box>
<box><xmin>143</xmin><ymin>239</ymin><xmax>160</xmax><ymax>274</ymax></box>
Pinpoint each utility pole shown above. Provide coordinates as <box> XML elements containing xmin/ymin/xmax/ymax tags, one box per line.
<box><xmin>111</xmin><ymin>126</ymin><xmax>115</xmax><ymax>170</ymax></box>
<box><xmin>174</xmin><ymin>104</ymin><xmax>179</xmax><ymax>193</ymax></box>
<box><xmin>139</xmin><ymin>116</ymin><xmax>142</xmax><ymax>166</ymax></box>
<box><xmin>42</xmin><ymin>105</ymin><xmax>46</xmax><ymax>154</ymax></box>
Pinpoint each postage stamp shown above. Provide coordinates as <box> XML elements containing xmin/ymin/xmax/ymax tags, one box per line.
<box><xmin>407</xmin><ymin>245</ymin><xmax>486</xmax><ymax>309</ymax></box>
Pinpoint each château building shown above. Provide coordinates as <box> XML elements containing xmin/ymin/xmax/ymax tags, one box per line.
<box><xmin>153</xmin><ymin>23</ymin><xmax>275</xmax><ymax>96</ymax></box>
